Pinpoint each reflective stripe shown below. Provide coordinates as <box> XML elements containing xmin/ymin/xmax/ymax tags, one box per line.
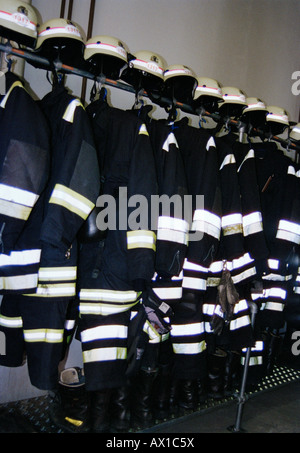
<box><xmin>139</xmin><ymin>124</ymin><xmax>149</xmax><ymax>136</ymax></box>
<box><xmin>231</xmin><ymin>266</ymin><xmax>256</xmax><ymax>284</ymax></box>
<box><xmin>172</xmin><ymin>341</ymin><xmax>206</xmax><ymax>355</ymax></box>
<box><xmin>0</xmin><ymin>81</ymin><xmax>23</xmax><ymax>109</ymax></box>
<box><xmin>243</xmin><ymin>211</ymin><xmax>263</xmax><ymax>236</ymax></box>
<box><xmin>157</xmin><ymin>215</ymin><xmax>189</xmax><ymax>245</ymax></box>
<box><xmin>49</xmin><ymin>184</ymin><xmax>95</xmax><ymax>219</ymax></box>
<box><xmin>157</xmin><ymin>228</ymin><xmax>188</xmax><ymax>245</ymax></box>
<box><xmin>264</xmin><ymin>287</ymin><xmax>287</xmax><ymax>300</ymax></box>
<box><xmin>81</xmin><ymin>325</ymin><xmax>128</xmax><ymax>342</ymax></box>
<box><xmin>0</xmin><ymin>315</ymin><xmax>23</xmax><ymax>328</ymax></box>
<box><xmin>237</xmin><ymin>149</ymin><xmax>255</xmax><ymax>172</ymax></box>
<box><xmin>0</xmin><ymin>199</ymin><xmax>32</xmax><ymax>220</ymax></box>
<box><xmin>219</xmin><ymin>153</ymin><xmax>235</xmax><ymax>170</ymax></box>
<box><xmin>0</xmin><ymin>11</ymin><xmax>36</xmax><ymax>32</ymax></box>
<box><xmin>222</xmin><ymin>213</ymin><xmax>243</xmax><ymax>236</ymax></box>
<box><xmin>38</xmin><ymin>266</ymin><xmax>77</xmax><ymax>281</ymax></box>
<box><xmin>64</xmin><ymin>320</ymin><xmax>76</xmax><ymax>330</ymax></box>
<box><xmin>183</xmin><ymin>259</ymin><xmax>208</xmax><ymax>273</ymax></box>
<box><xmin>276</xmin><ymin>220</ymin><xmax>300</xmax><ymax>244</ymax></box>
<box><xmin>162</xmin><ymin>132</ymin><xmax>178</xmax><ymax>152</ymax></box>
<box><xmin>25</xmin><ymin>283</ymin><xmax>76</xmax><ymax>298</ymax></box>
<box><xmin>79</xmin><ymin>289</ymin><xmax>141</xmax><ymax>316</ymax></box>
<box><xmin>24</xmin><ymin>328</ymin><xmax>64</xmax><ymax>343</ymax></box>
<box><xmin>62</xmin><ymin>99</ymin><xmax>84</xmax><ymax>123</ymax></box>
<box><xmin>143</xmin><ymin>320</ymin><xmax>162</xmax><ymax>343</ymax></box>
<box><xmin>83</xmin><ymin>347</ymin><xmax>127</xmax><ymax>363</ymax></box>
<box><xmin>182</xmin><ymin>276</ymin><xmax>206</xmax><ymax>291</ymax></box>
<box><xmin>0</xmin><ymin>273</ymin><xmax>38</xmax><ymax>291</ymax></box>
<box><xmin>152</xmin><ymin>286</ymin><xmax>182</xmax><ymax>300</ymax></box>
<box><xmin>80</xmin><ymin>289</ymin><xmax>141</xmax><ymax>303</ymax></box>
<box><xmin>265</xmin><ymin>301</ymin><xmax>285</xmax><ymax>312</ymax></box>
<box><xmin>170</xmin><ymin>322</ymin><xmax>204</xmax><ymax>337</ymax></box>
<box><xmin>0</xmin><ymin>249</ymin><xmax>41</xmax><ymax>266</ymax></box>
<box><xmin>0</xmin><ymin>184</ymin><xmax>38</xmax><ymax>208</ymax></box>
<box><xmin>79</xmin><ymin>301</ymin><xmax>139</xmax><ymax>316</ymax></box>
<box><xmin>206</xmin><ymin>136</ymin><xmax>216</xmax><ymax>150</ymax></box>
<box><xmin>86</xmin><ymin>42</ymin><xmax>127</xmax><ymax>60</ymax></box>
<box><xmin>192</xmin><ymin>209</ymin><xmax>221</xmax><ymax>239</ymax></box>
<box><xmin>268</xmin><ymin>259</ymin><xmax>280</xmax><ymax>270</ymax></box>
<box><xmin>127</xmin><ymin>230</ymin><xmax>156</xmax><ymax>250</ymax></box>
<box><xmin>230</xmin><ymin>314</ymin><xmax>251</xmax><ymax>331</ymax></box>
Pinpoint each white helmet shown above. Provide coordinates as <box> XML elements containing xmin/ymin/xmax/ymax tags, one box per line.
<box><xmin>290</xmin><ymin>123</ymin><xmax>300</xmax><ymax>142</ymax></box>
<box><xmin>0</xmin><ymin>0</ymin><xmax>38</xmax><ymax>48</ymax></box>
<box><xmin>243</xmin><ymin>97</ymin><xmax>267</xmax><ymax>113</ymax></box>
<box><xmin>266</xmin><ymin>106</ymin><xmax>289</xmax><ymax>126</ymax></box>
<box><xmin>221</xmin><ymin>86</ymin><xmax>247</xmax><ymax>105</ymax></box>
<box><xmin>84</xmin><ymin>35</ymin><xmax>129</xmax><ymax>79</ymax></box>
<box><xmin>35</xmin><ymin>18</ymin><xmax>85</xmax><ymax>67</ymax></box>
<box><xmin>163</xmin><ymin>64</ymin><xmax>197</xmax><ymax>104</ymax></box>
<box><xmin>193</xmin><ymin>77</ymin><xmax>223</xmax><ymax>101</ymax></box>
<box><xmin>122</xmin><ymin>50</ymin><xmax>167</xmax><ymax>95</ymax></box>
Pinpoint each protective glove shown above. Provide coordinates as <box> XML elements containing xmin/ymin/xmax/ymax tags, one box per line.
<box><xmin>142</xmin><ymin>287</ymin><xmax>174</xmax><ymax>335</ymax></box>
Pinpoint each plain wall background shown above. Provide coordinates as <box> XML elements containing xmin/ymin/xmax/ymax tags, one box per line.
<box><xmin>0</xmin><ymin>0</ymin><xmax>299</xmax><ymax>403</ymax></box>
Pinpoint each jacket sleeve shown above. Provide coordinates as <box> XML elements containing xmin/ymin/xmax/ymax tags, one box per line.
<box><xmin>126</xmin><ymin>121</ymin><xmax>157</xmax><ymax>287</ymax></box>
<box><xmin>0</xmin><ymin>78</ymin><xmax>50</xmax><ymax>254</ymax></box>
<box><xmin>40</xmin><ymin>98</ymin><xmax>100</xmax><ymax>250</ymax></box>
<box><xmin>154</xmin><ymin>130</ymin><xmax>189</xmax><ymax>277</ymax></box>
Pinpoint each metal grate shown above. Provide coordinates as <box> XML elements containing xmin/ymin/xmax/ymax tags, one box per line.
<box><xmin>1</xmin><ymin>364</ymin><xmax>300</xmax><ymax>433</ymax></box>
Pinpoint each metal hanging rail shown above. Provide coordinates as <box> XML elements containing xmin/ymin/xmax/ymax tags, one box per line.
<box><xmin>1</xmin><ymin>41</ymin><xmax>299</xmax><ymax>155</ymax></box>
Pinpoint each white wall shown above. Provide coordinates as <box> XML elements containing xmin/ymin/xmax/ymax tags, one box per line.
<box><xmin>0</xmin><ymin>0</ymin><xmax>299</xmax><ymax>403</ymax></box>
<box><xmin>25</xmin><ymin>0</ymin><xmax>300</xmax><ymax>123</ymax></box>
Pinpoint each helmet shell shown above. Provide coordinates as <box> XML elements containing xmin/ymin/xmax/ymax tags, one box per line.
<box><xmin>163</xmin><ymin>64</ymin><xmax>197</xmax><ymax>104</ymax></box>
<box><xmin>0</xmin><ymin>0</ymin><xmax>38</xmax><ymax>48</ymax></box>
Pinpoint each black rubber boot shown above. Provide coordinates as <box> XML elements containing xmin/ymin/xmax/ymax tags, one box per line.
<box><xmin>48</xmin><ymin>367</ymin><xmax>91</xmax><ymax>433</ymax></box>
<box><xmin>177</xmin><ymin>379</ymin><xmax>197</xmax><ymax>412</ymax></box>
<box><xmin>223</xmin><ymin>351</ymin><xmax>242</xmax><ymax>396</ymax></box>
<box><xmin>109</xmin><ymin>383</ymin><xmax>131</xmax><ymax>433</ymax></box>
<box><xmin>263</xmin><ymin>331</ymin><xmax>282</xmax><ymax>375</ymax></box>
<box><xmin>152</xmin><ymin>364</ymin><xmax>172</xmax><ymax>420</ymax></box>
<box><xmin>130</xmin><ymin>367</ymin><xmax>158</xmax><ymax>430</ymax></box>
<box><xmin>207</xmin><ymin>348</ymin><xmax>227</xmax><ymax>399</ymax></box>
<box><xmin>90</xmin><ymin>389</ymin><xmax>112</xmax><ymax>433</ymax></box>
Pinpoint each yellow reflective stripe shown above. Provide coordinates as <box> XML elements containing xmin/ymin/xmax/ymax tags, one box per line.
<box><xmin>23</xmin><ymin>328</ymin><xmax>64</xmax><ymax>343</ymax></box>
<box><xmin>49</xmin><ymin>184</ymin><xmax>94</xmax><ymax>219</ymax></box>
<box><xmin>127</xmin><ymin>230</ymin><xmax>156</xmax><ymax>250</ymax></box>
<box><xmin>38</xmin><ymin>266</ymin><xmax>77</xmax><ymax>281</ymax></box>
<box><xmin>79</xmin><ymin>289</ymin><xmax>141</xmax><ymax>303</ymax></box>
<box><xmin>0</xmin><ymin>314</ymin><xmax>23</xmax><ymax>328</ymax></box>
<box><xmin>138</xmin><ymin>123</ymin><xmax>149</xmax><ymax>136</ymax></box>
<box><xmin>62</xmin><ymin>99</ymin><xmax>84</xmax><ymax>123</ymax></box>
<box><xmin>0</xmin><ymin>81</ymin><xmax>23</xmax><ymax>109</ymax></box>
<box><xmin>0</xmin><ymin>198</ymin><xmax>32</xmax><ymax>220</ymax></box>
<box><xmin>79</xmin><ymin>300</ymin><xmax>139</xmax><ymax>316</ymax></box>
<box><xmin>83</xmin><ymin>347</ymin><xmax>127</xmax><ymax>363</ymax></box>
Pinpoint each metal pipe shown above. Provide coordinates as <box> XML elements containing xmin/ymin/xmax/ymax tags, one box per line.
<box><xmin>81</xmin><ymin>0</ymin><xmax>95</xmax><ymax>103</ymax></box>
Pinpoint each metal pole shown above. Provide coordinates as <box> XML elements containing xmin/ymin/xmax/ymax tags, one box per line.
<box><xmin>228</xmin><ymin>301</ymin><xmax>258</xmax><ymax>433</ymax></box>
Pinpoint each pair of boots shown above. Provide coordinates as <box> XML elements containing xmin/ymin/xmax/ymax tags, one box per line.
<box><xmin>207</xmin><ymin>349</ymin><xmax>242</xmax><ymax>399</ymax></box>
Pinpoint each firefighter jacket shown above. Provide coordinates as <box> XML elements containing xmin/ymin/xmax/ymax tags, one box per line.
<box><xmin>78</xmin><ymin>100</ymin><xmax>157</xmax><ymax>318</ymax></box>
<box><xmin>24</xmin><ymin>83</ymin><xmax>100</xmax><ymax>300</ymax></box>
<box><xmin>0</xmin><ymin>71</ymin><xmax>50</xmax><ymax>294</ymax></box>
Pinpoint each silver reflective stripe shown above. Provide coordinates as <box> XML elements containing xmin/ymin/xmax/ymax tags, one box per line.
<box><xmin>0</xmin><ymin>184</ymin><xmax>38</xmax><ymax>208</ymax></box>
<box><xmin>265</xmin><ymin>301</ymin><xmax>285</xmax><ymax>312</ymax></box>
<box><xmin>237</xmin><ymin>149</ymin><xmax>255</xmax><ymax>172</ymax></box>
<box><xmin>192</xmin><ymin>209</ymin><xmax>221</xmax><ymax>239</ymax></box>
<box><xmin>172</xmin><ymin>341</ymin><xmax>206</xmax><ymax>355</ymax></box>
<box><xmin>152</xmin><ymin>286</ymin><xmax>182</xmax><ymax>300</ymax></box>
<box><xmin>276</xmin><ymin>220</ymin><xmax>300</xmax><ymax>245</ymax></box>
<box><xmin>162</xmin><ymin>132</ymin><xmax>178</xmax><ymax>152</ymax></box>
<box><xmin>230</xmin><ymin>314</ymin><xmax>251</xmax><ymax>331</ymax></box>
<box><xmin>0</xmin><ymin>81</ymin><xmax>23</xmax><ymax>109</ymax></box>
<box><xmin>38</xmin><ymin>266</ymin><xmax>77</xmax><ymax>281</ymax></box>
<box><xmin>219</xmin><ymin>153</ymin><xmax>235</xmax><ymax>170</ymax></box>
<box><xmin>63</xmin><ymin>99</ymin><xmax>84</xmax><ymax>123</ymax></box>
<box><xmin>25</xmin><ymin>283</ymin><xmax>76</xmax><ymax>298</ymax></box>
<box><xmin>0</xmin><ymin>249</ymin><xmax>41</xmax><ymax>267</ymax></box>
<box><xmin>170</xmin><ymin>322</ymin><xmax>204</xmax><ymax>337</ymax></box>
<box><xmin>182</xmin><ymin>276</ymin><xmax>206</xmax><ymax>291</ymax></box>
<box><xmin>23</xmin><ymin>328</ymin><xmax>64</xmax><ymax>343</ymax></box>
<box><xmin>243</xmin><ymin>211</ymin><xmax>263</xmax><ymax>236</ymax></box>
<box><xmin>0</xmin><ymin>314</ymin><xmax>23</xmax><ymax>328</ymax></box>
<box><xmin>157</xmin><ymin>216</ymin><xmax>189</xmax><ymax>245</ymax></box>
<box><xmin>0</xmin><ymin>273</ymin><xmax>38</xmax><ymax>291</ymax></box>
<box><xmin>81</xmin><ymin>325</ymin><xmax>128</xmax><ymax>342</ymax></box>
<box><xmin>83</xmin><ymin>347</ymin><xmax>127</xmax><ymax>363</ymax></box>
<box><xmin>206</xmin><ymin>136</ymin><xmax>216</xmax><ymax>150</ymax></box>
